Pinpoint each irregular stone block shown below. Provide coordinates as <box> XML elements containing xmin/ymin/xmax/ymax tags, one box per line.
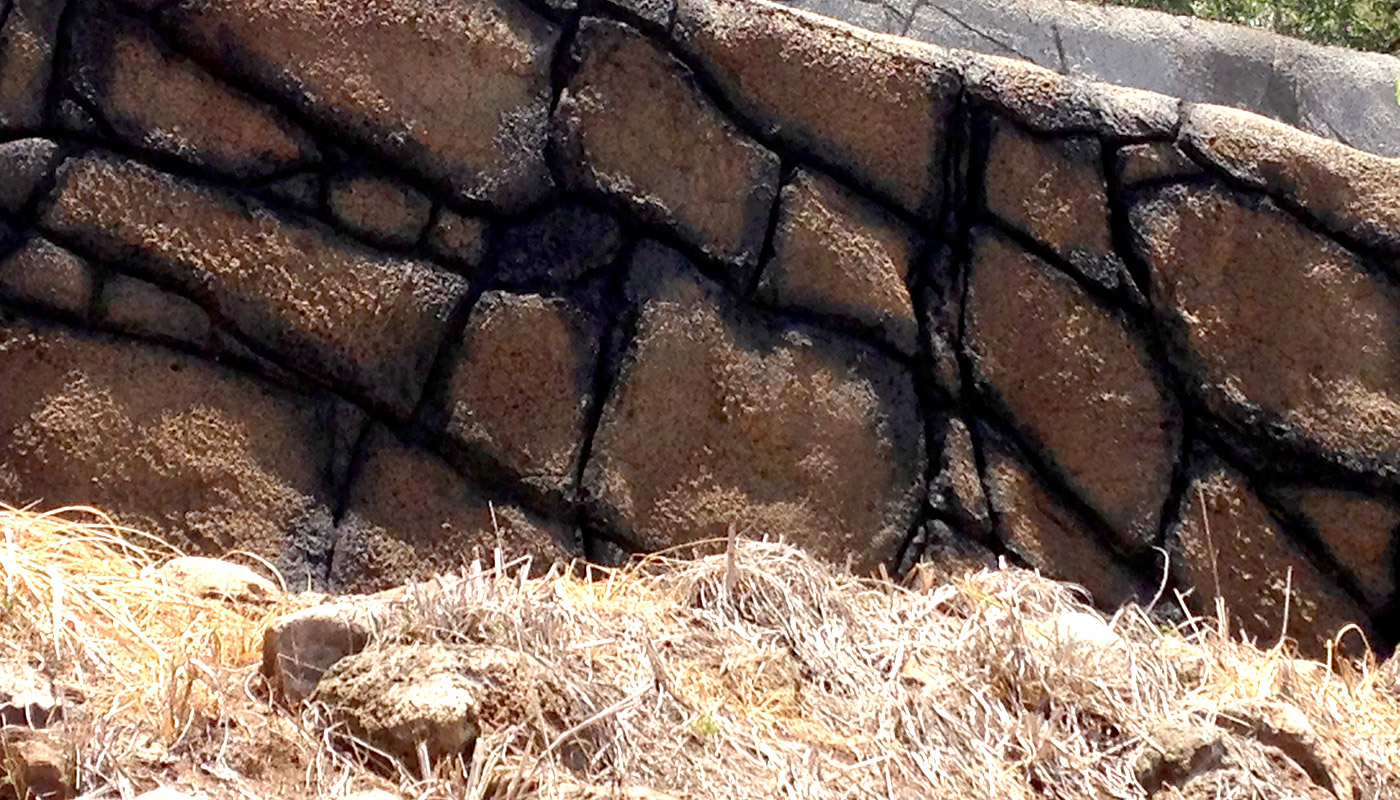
<box><xmin>673</xmin><ymin>0</ymin><xmax>957</xmax><ymax>219</ymax></box>
<box><xmin>425</xmin><ymin>209</ymin><xmax>488</xmax><ymax>272</ymax></box>
<box><xmin>554</xmin><ymin>18</ymin><xmax>779</xmax><ymax>276</ymax></box>
<box><xmin>1115</xmin><ymin>142</ymin><xmax>1202</xmax><ymax>186</ymax></box>
<box><xmin>1172</xmin><ymin>461</ymin><xmax>1371</xmax><ymax>655</ymax></box>
<box><xmin>0</xmin><ymin>138</ymin><xmax>60</xmax><ymax>213</ymax></box>
<box><xmin>63</xmin><ymin>6</ymin><xmax>316</xmax><ymax>181</ymax></box>
<box><xmin>757</xmin><ymin>167</ymin><xmax>919</xmax><ymax>355</ymax></box>
<box><xmin>1275</xmin><ymin>487</ymin><xmax>1398</xmax><ymax>608</ymax></box>
<box><xmin>1182</xmin><ymin>104</ymin><xmax>1400</xmax><ymax>256</ymax></box>
<box><xmin>100</xmin><ymin>274</ymin><xmax>212</xmax><ymax>347</ymax></box>
<box><xmin>605</xmin><ymin>0</ymin><xmax>673</xmax><ymax>26</ymax></box>
<box><xmin>930</xmin><ymin>415</ymin><xmax>990</xmax><ymax>536</ymax></box>
<box><xmin>41</xmin><ymin>153</ymin><xmax>468</xmax><ymax>418</ymax></box>
<box><xmin>262</xmin><ymin>601</ymin><xmax>375</xmax><ymax>704</ymax></box>
<box><xmin>431</xmin><ymin>292</ymin><xmax>596</xmax><ymax>495</ymax></box>
<box><xmin>582</xmin><ymin>241</ymin><xmax>925</xmax><ymax>574</ymax></box>
<box><xmin>966</xmin><ymin>231</ymin><xmax>1177</xmax><ymax>552</ymax></box>
<box><xmin>1133</xmin><ymin>183</ymin><xmax>1400</xmax><ymax>484</ymax></box>
<box><xmin>161</xmin><ymin>0</ymin><xmax>559</xmax><ymax>211</ymax></box>
<box><xmin>981</xmin><ymin>436</ymin><xmax>1141</xmax><ymax>606</ymax></box>
<box><xmin>0</xmin><ymin>0</ymin><xmax>65</xmax><ymax>130</ymax></box>
<box><xmin>984</xmin><ymin>122</ymin><xmax>1125</xmax><ymax>291</ymax></box>
<box><xmin>333</xmin><ymin>427</ymin><xmax>573</xmax><ymax>593</ymax></box>
<box><xmin>0</xmin><ymin>320</ymin><xmax>344</xmax><ymax>578</ymax></box>
<box><xmin>326</xmin><ymin>171</ymin><xmax>432</xmax><ymax>248</ymax></box>
<box><xmin>493</xmin><ymin>203</ymin><xmax>622</xmax><ymax>287</ymax></box>
<box><xmin>0</xmin><ymin>237</ymin><xmax>93</xmax><ymax>317</ymax></box>
<box><xmin>151</xmin><ymin>555</ymin><xmax>282</xmax><ymax>604</ymax></box>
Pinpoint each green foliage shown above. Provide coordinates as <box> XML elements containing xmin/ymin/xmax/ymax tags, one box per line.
<box><xmin>1114</xmin><ymin>0</ymin><xmax>1400</xmax><ymax>52</ymax></box>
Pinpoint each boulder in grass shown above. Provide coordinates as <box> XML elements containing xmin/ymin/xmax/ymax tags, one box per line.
<box><xmin>151</xmin><ymin>556</ymin><xmax>281</xmax><ymax>604</ymax></box>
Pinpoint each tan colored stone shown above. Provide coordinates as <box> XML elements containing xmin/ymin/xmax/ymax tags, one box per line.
<box><xmin>65</xmin><ymin>9</ymin><xmax>314</xmax><ymax>180</ymax></box>
<box><xmin>1280</xmin><ymin>487</ymin><xmax>1398</xmax><ymax>607</ymax></box>
<box><xmin>152</xmin><ymin>555</ymin><xmax>281</xmax><ymax>603</ymax></box>
<box><xmin>673</xmin><ymin>0</ymin><xmax>958</xmax><ymax>218</ymax></box>
<box><xmin>582</xmin><ymin>242</ymin><xmax>924</xmax><ymax>574</ymax></box>
<box><xmin>0</xmin><ymin>320</ymin><xmax>342</xmax><ymax>574</ymax></box>
<box><xmin>101</xmin><ymin>274</ymin><xmax>212</xmax><ymax>347</ymax></box>
<box><xmin>436</xmin><ymin>292</ymin><xmax>594</xmax><ymax>494</ymax></box>
<box><xmin>163</xmin><ymin>0</ymin><xmax>558</xmax><ymax>211</ymax></box>
<box><xmin>41</xmin><ymin>153</ymin><xmax>468</xmax><ymax>418</ymax></box>
<box><xmin>1173</xmin><ymin>463</ymin><xmax>1370</xmax><ymax>655</ymax></box>
<box><xmin>0</xmin><ymin>237</ymin><xmax>93</xmax><ymax>317</ymax></box>
<box><xmin>1116</xmin><ymin>142</ymin><xmax>1202</xmax><ymax>186</ymax></box>
<box><xmin>554</xmin><ymin>18</ymin><xmax>779</xmax><ymax>273</ymax></box>
<box><xmin>262</xmin><ymin>601</ymin><xmax>375</xmax><ymax>704</ymax></box>
<box><xmin>426</xmin><ymin>209</ymin><xmax>488</xmax><ymax>271</ymax></box>
<box><xmin>1183</xmin><ymin>103</ymin><xmax>1400</xmax><ymax>255</ymax></box>
<box><xmin>982</xmin><ymin>442</ymin><xmax>1141</xmax><ymax>606</ymax></box>
<box><xmin>0</xmin><ymin>0</ymin><xmax>64</xmax><ymax>130</ymax></box>
<box><xmin>966</xmin><ymin>232</ymin><xmax>1177</xmax><ymax>552</ymax></box>
<box><xmin>1135</xmin><ymin>184</ymin><xmax>1400</xmax><ymax>480</ymax></box>
<box><xmin>327</xmin><ymin>172</ymin><xmax>432</xmax><ymax>248</ymax></box>
<box><xmin>0</xmin><ymin>138</ymin><xmax>60</xmax><ymax>214</ymax></box>
<box><xmin>758</xmin><ymin>168</ymin><xmax>919</xmax><ymax>354</ymax></box>
<box><xmin>334</xmin><ymin>427</ymin><xmax>572</xmax><ymax>593</ymax></box>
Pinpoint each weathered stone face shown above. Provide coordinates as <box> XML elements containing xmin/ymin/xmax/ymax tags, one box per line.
<box><xmin>0</xmin><ymin>236</ymin><xmax>93</xmax><ymax>317</ymax></box>
<box><xmin>1133</xmin><ymin>184</ymin><xmax>1400</xmax><ymax>482</ymax></box>
<box><xmin>1274</xmin><ymin>486</ymin><xmax>1399</xmax><ymax>608</ymax></box>
<box><xmin>161</xmin><ymin>0</ymin><xmax>559</xmax><ymax>211</ymax></box>
<box><xmin>326</xmin><ymin>172</ymin><xmax>432</xmax><ymax>248</ymax></box>
<box><xmin>0</xmin><ymin>0</ymin><xmax>65</xmax><ymax>130</ymax></box>
<box><xmin>582</xmin><ymin>242</ymin><xmax>925</xmax><ymax>574</ymax></box>
<box><xmin>40</xmin><ymin>153</ymin><xmax>468</xmax><ymax>418</ymax></box>
<box><xmin>554</xmin><ymin>18</ymin><xmax>779</xmax><ymax>276</ymax></box>
<box><xmin>966</xmin><ymin>231</ymin><xmax>1178</xmax><ymax>552</ymax></box>
<box><xmin>0</xmin><ymin>138</ymin><xmax>61</xmax><ymax>214</ymax></box>
<box><xmin>100</xmin><ymin>274</ymin><xmax>213</xmax><ymax>348</ymax></box>
<box><xmin>673</xmin><ymin>0</ymin><xmax>958</xmax><ymax>219</ymax></box>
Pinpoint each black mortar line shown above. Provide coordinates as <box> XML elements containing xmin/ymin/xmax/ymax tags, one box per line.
<box><xmin>0</xmin><ymin>0</ymin><xmax>14</xmax><ymax>32</ymax></box>
<box><xmin>40</xmin><ymin>0</ymin><xmax>78</xmax><ymax>131</ymax></box>
<box><xmin>741</xmin><ymin>159</ymin><xmax>792</xmax><ymax>300</ymax></box>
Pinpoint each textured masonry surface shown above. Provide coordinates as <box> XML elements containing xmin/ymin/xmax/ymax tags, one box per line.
<box><xmin>2</xmin><ymin>0</ymin><xmax>1399</xmax><ymax>654</ymax></box>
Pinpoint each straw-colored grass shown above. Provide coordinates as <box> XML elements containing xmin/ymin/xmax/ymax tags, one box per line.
<box><xmin>2</xmin><ymin>503</ymin><xmax>1399</xmax><ymax>799</ymax></box>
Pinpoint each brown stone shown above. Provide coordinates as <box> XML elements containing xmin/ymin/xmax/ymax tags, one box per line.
<box><xmin>1134</xmin><ymin>183</ymin><xmax>1400</xmax><ymax>481</ymax></box>
<box><xmin>966</xmin><ymin>232</ymin><xmax>1177</xmax><ymax>552</ymax></box>
<box><xmin>1182</xmin><ymin>103</ymin><xmax>1400</xmax><ymax>255</ymax></box>
<box><xmin>0</xmin><ymin>237</ymin><xmax>93</xmax><ymax>317</ymax></box>
<box><xmin>64</xmin><ymin>8</ymin><xmax>315</xmax><ymax>181</ymax></box>
<box><xmin>931</xmin><ymin>416</ymin><xmax>990</xmax><ymax>535</ymax></box>
<box><xmin>1173</xmin><ymin>462</ymin><xmax>1370</xmax><ymax>655</ymax></box>
<box><xmin>41</xmin><ymin>153</ymin><xmax>469</xmax><ymax>418</ymax></box>
<box><xmin>757</xmin><ymin>168</ymin><xmax>919</xmax><ymax>355</ymax></box>
<box><xmin>0</xmin><ymin>0</ymin><xmax>65</xmax><ymax>130</ymax></box>
<box><xmin>0</xmin><ymin>320</ymin><xmax>343</xmax><ymax>573</ymax></box>
<box><xmin>434</xmin><ymin>292</ymin><xmax>595</xmax><ymax>495</ymax></box>
<box><xmin>672</xmin><ymin>0</ymin><xmax>958</xmax><ymax>219</ymax></box>
<box><xmin>554</xmin><ymin>18</ymin><xmax>779</xmax><ymax>275</ymax></box>
<box><xmin>1134</xmin><ymin>722</ymin><xmax>1226</xmax><ymax>796</ymax></box>
<box><xmin>982</xmin><ymin>440</ymin><xmax>1142</xmax><ymax>607</ymax></box>
<box><xmin>162</xmin><ymin>0</ymin><xmax>558</xmax><ymax>211</ymax></box>
<box><xmin>0</xmin><ymin>726</ymin><xmax>72</xmax><ymax>800</ymax></box>
<box><xmin>333</xmin><ymin>426</ymin><xmax>573</xmax><ymax>594</ymax></box>
<box><xmin>582</xmin><ymin>241</ymin><xmax>924</xmax><ymax>574</ymax></box>
<box><xmin>984</xmin><ymin>123</ymin><xmax>1124</xmax><ymax>289</ymax></box>
<box><xmin>326</xmin><ymin>172</ymin><xmax>432</xmax><ymax>248</ymax></box>
<box><xmin>262</xmin><ymin>601</ymin><xmax>376</xmax><ymax>704</ymax></box>
<box><xmin>1116</xmin><ymin>142</ymin><xmax>1203</xmax><ymax>186</ymax></box>
<box><xmin>426</xmin><ymin>209</ymin><xmax>488</xmax><ymax>271</ymax></box>
<box><xmin>100</xmin><ymin>274</ymin><xmax>212</xmax><ymax>347</ymax></box>
<box><xmin>1276</xmin><ymin>487</ymin><xmax>1398</xmax><ymax>608</ymax></box>
<box><xmin>0</xmin><ymin>138</ymin><xmax>60</xmax><ymax>214</ymax></box>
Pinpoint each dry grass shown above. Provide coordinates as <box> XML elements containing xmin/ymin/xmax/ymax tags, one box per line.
<box><xmin>2</xmin><ymin>503</ymin><xmax>1399</xmax><ymax>799</ymax></box>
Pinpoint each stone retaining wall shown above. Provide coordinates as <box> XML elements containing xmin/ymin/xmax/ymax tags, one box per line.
<box><xmin>2</xmin><ymin>0</ymin><xmax>1398</xmax><ymax>653</ymax></box>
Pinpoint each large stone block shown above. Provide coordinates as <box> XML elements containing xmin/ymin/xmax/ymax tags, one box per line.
<box><xmin>41</xmin><ymin>153</ymin><xmax>468</xmax><ymax>418</ymax></box>
<box><xmin>0</xmin><ymin>138</ymin><xmax>60</xmax><ymax>214</ymax></box>
<box><xmin>581</xmin><ymin>241</ymin><xmax>925</xmax><ymax>574</ymax></box>
<box><xmin>757</xmin><ymin>167</ymin><xmax>919</xmax><ymax>355</ymax></box>
<box><xmin>1172</xmin><ymin>460</ymin><xmax>1371</xmax><ymax>654</ymax></box>
<box><xmin>1132</xmin><ymin>184</ymin><xmax>1400</xmax><ymax>483</ymax></box>
<box><xmin>672</xmin><ymin>0</ymin><xmax>958</xmax><ymax>219</ymax></box>
<box><xmin>429</xmin><ymin>291</ymin><xmax>597</xmax><ymax>495</ymax></box>
<box><xmin>63</xmin><ymin>5</ymin><xmax>316</xmax><ymax>181</ymax></box>
<box><xmin>554</xmin><ymin>18</ymin><xmax>779</xmax><ymax>276</ymax></box>
<box><xmin>333</xmin><ymin>427</ymin><xmax>574</xmax><ymax>593</ymax></box>
<box><xmin>965</xmin><ymin>231</ymin><xmax>1178</xmax><ymax>552</ymax></box>
<box><xmin>161</xmin><ymin>0</ymin><xmax>559</xmax><ymax>211</ymax></box>
<box><xmin>0</xmin><ymin>0</ymin><xmax>65</xmax><ymax>130</ymax></box>
<box><xmin>0</xmin><ymin>317</ymin><xmax>346</xmax><ymax>576</ymax></box>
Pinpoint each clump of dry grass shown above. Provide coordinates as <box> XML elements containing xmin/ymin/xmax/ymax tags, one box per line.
<box><xmin>2</xmin><ymin>503</ymin><xmax>1399</xmax><ymax>800</ymax></box>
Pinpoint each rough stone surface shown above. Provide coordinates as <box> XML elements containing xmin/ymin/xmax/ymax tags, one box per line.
<box><xmin>0</xmin><ymin>725</ymin><xmax>72</xmax><ymax>800</ymax></box>
<box><xmin>930</xmin><ymin>416</ymin><xmax>990</xmax><ymax>536</ymax></box>
<box><xmin>555</xmin><ymin>18</ymin><xmax>779</xmax><ymax>275</ymax></box>
<box><xmin>334</xmin><ymin>427</ymin><xmax>572</xmax><ymax>594</ymax></box>
<box><xmin>1172</xmin><ymin>461</ymin><xmax>1370</xmax><ymax>654</ymax></box>
<box><xmin>1276</xmin><ymin>487</ymin><xmax>1399</xmax><ymax>607</ymax></box>
<box><xmin>966</xmin><ymin>232</ymin><xmax>1177</xmax><ymax>552</ymax></box>
<box><xmin>1134</xmin><ymin>183</ymin><xmax>1400</xmax><ymax>483</ymax></box>
<box><xmin>326</xmin><ymin>172</ymin><xmax>432</xmax><ymax>249</ymax></box>
<box><xmin>674</xmin><ymin>0</ymin><xmax>957</xmax><ymax>219</ymax></box>
<box><xmin>99</xmin><ymin>274</ymin><xmax>213</xmax><ymax>347</ymax></box>
<box><xmin>1115</xmin><ymin>142</ymin><xmax>1203</xmax><ymax>186</ymax></box>
<box><xmin>492</xmin><ymin>204</ymin><xmax>623</xmax><ymax>287</ymax></box>
<box><xmin>1134</xmin><ymin>722</ymin><xmax>1226</xmax><ymax>796</ymax></box>
<box><xmin>0</xmin><ymin>236</ymin><xmax>94</xmax><ymax>317</ymax></box>
<box><xmin>262</xmin><ymin>601</ymin><xmax>376</xmax><ymax>704</ymax></box>
<box><xmin>0</xmin><ymin>0</ymin><xmax>65</xmax><ymax>130</ymax></box>
<box><xmin>757</xmin><ymin>167</ymin><xmax>919</xmax><ymax>354</ymax></box>
<box><xmin>0</xmin><ymin>137</ymin><xmax>60</xmax><ymax>214</ymax></box>
<box><xmin>161</xmin><ymin>0</ymin><xmax>559</xmax><ymax>211</ymax></box>
<box><xmin>431</xmin><ymin>292</ymin><xmax>596</xmax><ymax>495</ymax></box>
<box><xmin>63</xmin><ymin>6</ymin><xmax>315</xmax><ymax>181</ymax></box>
<box><xmin>583</xmin><ymin>241</ymin><xmax>924</xmax><ymax>574</ymax></box>
<box><xmin>151</xmin><ymin>555</ymin><xmax>281</xmax><ymax>603</ymax></box>
<box><xmin>41</xmin><ymin>154</ymin><xmax>469</xmax><ymax>418</ymax></box>
<box><xmin>425</xmin><ymin>209</ymin><xmax>488</xmax><ymax>272</ymax></box>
